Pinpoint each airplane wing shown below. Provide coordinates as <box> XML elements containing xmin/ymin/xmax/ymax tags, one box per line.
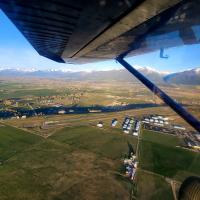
<box><xmin>1</xmin><ymin>0</ymin><xmax>200</xmax><ymax>132</ymax></box>
<box><xmin>1</xmin><ymin>0</ymin><xmax>200</xmax><ymax>64</ymax></box>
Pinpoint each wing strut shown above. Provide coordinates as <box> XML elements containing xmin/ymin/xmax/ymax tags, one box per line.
<box><xmin>116</xmin><ymin>56</ymin><xmax>200</xmax><ymax>133</ymax></box>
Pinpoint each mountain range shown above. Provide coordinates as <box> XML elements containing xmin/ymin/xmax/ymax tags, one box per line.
<box><xmin>0</xmin><ymin>67</ymin><xmax>200</xmax><ymax>85</ymax></box>
<box><xmin>164</xmin><ymin>68</ymin><xmax>200</xmax><ymax>85</ymax></box>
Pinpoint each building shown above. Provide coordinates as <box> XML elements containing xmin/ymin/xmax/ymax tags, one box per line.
<box><xmin>123</xmin><ymin>130</ymin><xmax>129</xmax><ymax>134</ymax></box>
<box><xmin>133</xmin><ymin>132</ymin><xmax>138</xmax><ymax>136</ymax></box>
<box><xmin>123</xmin><ymin>153</ymin><xmax>138</xmax><ymax>181</ymax></box>
<box><xmin>23</xmin><ymin>124</ymin><xmax>37</xmax><ymax>128</ymax></box>
<box><xmin>185</xmin><ymin>137</ymin><xmax>200</xmax><ymax>150</ymax></box>
<box><xmin>127</xmin><ymin>124</ymin><xmax>132</xmax><ymax>130</ymax></box>
<box><xmin>111</xmin><ymin>119</ymin><xmax>118</xmax><ymax>127</ymax></box>
<box><xmin>97</xmin><ymin>122</ymin><xmax>103</xmax><ymax>128</ymax></box>
<box><xmin>122</xmin><ymin>117</ymin><xmax>131</xmax><ymax>134</ymax></box>
<box><xmin>89</xmin><ymin>109</ymin><xmax>102</xmax><ymax>113</ymax></box>
<box><xmin>143</xmin><ymin>115</ymin><xmax>170</xmax><ymax>127</ymax></box>
<box><xmin>195</xmin><ymin>134</ymin><xmax>200</xmax><ymax>141</ymax></box>
<box><xmin>173</xmin><ymin>125</ymin><xmax>186</xmax><ymax>130</ymax></box>
<box><xmin>58</xmin><ymin>110</ymin><xmax>66</xmax><ymax>114</ymax></box>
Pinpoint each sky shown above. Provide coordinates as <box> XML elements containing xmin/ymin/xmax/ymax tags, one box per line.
<box><xmin>1</xmin><ymin>9</ymin><xmax>200</xmax><ymax>72</ymax></box>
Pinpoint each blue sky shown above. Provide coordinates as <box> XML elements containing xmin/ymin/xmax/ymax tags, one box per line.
<box><xmin>0</xmin><ymin>9</ymin><xmax>200</xmax><ymax>72</ymax></box>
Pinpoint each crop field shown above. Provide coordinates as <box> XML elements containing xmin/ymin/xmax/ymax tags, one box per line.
<box><xmin>0</xmin><ymin>81</ymin><xmax>56</xmax><ymax>98</ymax></box>
<box><xmin>0</xmin><ymin>79</ymin><xmax>153</xmax><ymax>105</ymax></box>
<box><xmin>139</xmin><ymin>130</ymin><xmax>200</xmax><ymax>182</ymax></box>
<box><xmin>0</xmin><ymin>124</ymin><xmax>138</xmax><ymax>200</ymax></box>
<box><xmin>1</xmin><ymin>118</ymin><xmax>200</xmax><ymax>199</ymax></box>
<box><xmin>1</xmin><ymin>77</ymin><xmax>200</xmax><ymax>199</ymax></box>
<box><xmin>0</xmin><ymin>89</ymin><xmax>61</xmax><ymax>99</ymax></box>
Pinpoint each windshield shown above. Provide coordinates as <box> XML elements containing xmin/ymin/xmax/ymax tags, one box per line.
<box><xmin>0</xmin><ymin>1</ymin><xmax>200</xmax><ymax>200</ymax></box>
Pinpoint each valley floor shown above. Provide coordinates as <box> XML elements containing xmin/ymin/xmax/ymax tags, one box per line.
<box><xmin>0</xmin><ymin>113</ymin><xmax>200</xmax><ymax>200</ymax></box>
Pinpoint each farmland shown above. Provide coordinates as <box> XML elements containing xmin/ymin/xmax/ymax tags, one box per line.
<box><xmin>0</xmin><ymin>78</ymin><xmax>200</xmax><ymax>199</ymax></box>
<box><xmin>0</xmin><ymin>124</ymin><xmax>137</xmax><ymax>200</ymax></box>
<box><xmin>0</xmin><ymin>125</ymin><xmax>42</xmax><ymax>162</ymax></box>
<box><xmin>1</xmin><ymin>78</ymin><xmax>200</xmax><ymax>129</ymax></box>
<box><xmin>139</xmin><ymin>130</ymin><xmax>200</xmax><ymax>181</ymax></box>
<box><xmin>1</xmin><ymin>111</ymin><xmax>200</xmax><ymax>199</ymax></box>
<box><xmin>136</xmin><ymin>169</ymin><xmax>174</xmax><ymax>200</ymax></box>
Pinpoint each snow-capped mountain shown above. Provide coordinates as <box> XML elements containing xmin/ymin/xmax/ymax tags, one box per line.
<box><xmin>2</xmin><ymin>67</ymin><xmax>200</xmax><ymax>85</ymax></box>
<box><xmin>0</xmin><ymin>67</ymin><xmax>167</xmax><ymax>83</ymax></box>
<box><xmin>138</xmin><ymin>66</ymin><xmax>169</xmax><ymax>75</ymax></box>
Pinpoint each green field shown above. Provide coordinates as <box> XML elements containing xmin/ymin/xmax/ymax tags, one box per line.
<box><xmin>0</xmin><ymin>81</ymin><xmax>62</xmax><ymax>99</ymax></box>
<box><xmin>139</xmin><ymin>130</ymin><xmax>200</xmax><ymax>181</ymax></box>
<box><xmin>0</xmin><ymin>125</ymin><xmax>137</xmax><ymax>200</ymax></box>
<box><xmin>0</xmin><ymin>89</ymin><xmax>60</xmax><ymax>99</ymax></box>
<box><xmin>0</xmin><ymin>125</ymin><xmax>42</xmax><ymax>161</ymax></box>
<box><xmin>136</xmin><ymin>169</ymin><xmax>174</xmax><ymax>200</ymax></box>
<box><xmin>50</xmin><ymin>126</ymin><xmax>137</xmax><ymax>160</ymax></box>
<box><xmin>1</xmin><ymin>123</ymin><xmax>200</xmax><ymax>200</ymax></box>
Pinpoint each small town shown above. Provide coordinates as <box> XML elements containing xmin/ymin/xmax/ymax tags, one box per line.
<box><xmin>96</xmin><ymin>114</ymin><xmax>200</xmax><ymax>182</ymax></box>
<box><xmin>97</xmin><ymin>114</ymin><xmax>200</xmax><ymax>153</ymax></box>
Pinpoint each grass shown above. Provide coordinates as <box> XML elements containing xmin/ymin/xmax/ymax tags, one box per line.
<box><xmin>139</xmin><ymin>129</ymin><xmax>200</xmax><ymax>181</ymax></box>
<box><xmin>0</xmin><ymin>125</ymin><xmax>42</xmax><ymax>161</ymax></box>
<box><xmin>136</xmin><ymin>169</ymin><xmax>174</xmax><ymax>200</ymax></box>
<box><xmin>141</xmin><ymin>129</ymin><xmax>184</xmax><ymax>147</ymax></box>
<box><xmin>0</xmin><ymin>89</ymin><xmax>60</xmax><ymax>99</ymax></box>
<box><xmin>50</xmin><ymin>126</ymin><xmax>138</xmax><ymax>160</ymax></box>
<box><xmin>0</xmin><ymin>124</ymin><xmax>137</xmax><ymax>200</ymax></box>
<box><xmin>1</xmin><ymin>124</ymin><xmax>200</xmax><ymax>199</ymax></box>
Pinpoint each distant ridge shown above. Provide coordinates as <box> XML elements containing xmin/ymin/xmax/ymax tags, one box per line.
<box><xmin>164</xmin><ymin>68</ymin><xmax>200</xmax><ymax>85</ymax></box>
<box><xmin>1</xmin><ymin>67</ymin><xmax>200</xmax><ymax>85</ymax></box>
<box><xmin>0</xmin><ymin>67</ymin><xmax>165</xmax><ymax>83</ymax></box>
